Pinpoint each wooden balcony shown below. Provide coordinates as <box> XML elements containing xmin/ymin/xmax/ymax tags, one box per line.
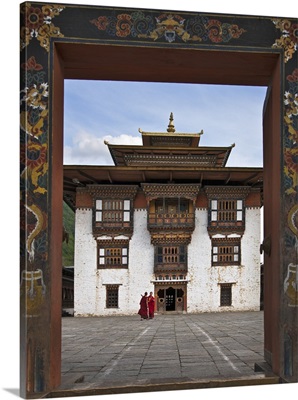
<box><xmin>148</xmin><ymin>212</ymin><xmax>195</xmax><ymax>230</ymax></box>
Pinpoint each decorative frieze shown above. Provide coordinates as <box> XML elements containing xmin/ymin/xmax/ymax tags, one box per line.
<box><xmin>124</xmin><ymin>154</ymin><xmax>217</xmax><ymax>167</ymax></box>
<box><xmin>96</xmin><ymin>238</ymin><xmax>130</xmax><ymax>246</ymax></box>
<box><xmin>151</xmin><ymin>232</ymin><xmax>192</xmax><ymax>245</ymax></box>
<box><xmin>141</xmin><ymin>183</ymin><xmax>201</xmax><ymax>202</ymax></box>
<box><xmin>152</xmin><ymin>279</ymin><xmax>189</xmax><ymax>285</ymax></box>
<box><xmin>151</xmin><ymin>136</ymin><xmax>193</xmax><ymax>147</ymax></box>
<box><xmin>87</xmin><ymin>184</ymin><xmax>138</xmax><ymax>200</ymax></box>
<box><xmin>205</xmin><ymin>185</ymin><xmax>251</xmax><ymax>199</ymax></box>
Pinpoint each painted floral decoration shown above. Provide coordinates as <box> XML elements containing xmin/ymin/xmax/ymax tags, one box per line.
<box><xmin>20</xmin><ymin>56</ymin><xmax>49</xmax><ymax>196</ymax></box>
<box><xmin>20</xmin><ymin>3</ymin><xmax>65</xmax><ymax>52</ymax></box>
<box><xmin>91</xmin><ymin>12</ymin><xmax>246</xmax><ymax>43</ymax></box>
<box><xmin>284</xmin><ymin>68</ymin><xmax>298</xmax><ymax>195</ymax></box>
<box><xmin>272</xmin><ymin>19</ymin><xmax>298</xmax><ymax>62</ymax></box>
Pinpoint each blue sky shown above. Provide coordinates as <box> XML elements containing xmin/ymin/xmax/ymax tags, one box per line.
<box><xmin>64</xmin><ymin>80</ymin><xmax>267</xmax><ymax>167</ymax></box>
<box><xmin>61</xmin><ymin>0</ymin><xmax>295</xmax><ymax>170</ymax></box>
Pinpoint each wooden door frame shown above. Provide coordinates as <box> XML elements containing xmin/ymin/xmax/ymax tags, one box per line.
<box><xmin>20</xmin><ymin>3</ymin><xmax>298</xmax><ymax>397</ymax></box>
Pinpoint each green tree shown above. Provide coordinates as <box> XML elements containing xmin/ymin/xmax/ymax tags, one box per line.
<box><xmin>62</xmin><ymin>201</ymin><xmax>75</xmax><ymax>266</ymax></box>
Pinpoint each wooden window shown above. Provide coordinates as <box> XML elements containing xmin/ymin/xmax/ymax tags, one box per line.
<box><xmin>98</xmin><ymin>246</ymin><xmax>128</xmax><ymax>268</ymax></box>
<box><xmin>106</xmin><ymin>285</ymin><xmax>119</xmax><ymax>308</ymax></box>
<box><xmin>212</xmin><ymin>240</ymin><xmax>240</xmax><ymax>266</ymax></box>
<box><xmin>155</xmin><ymin>198</ymin><xmax>189</xmax><ymax>214</ymax></box>
<box><xmin>210</xmin><ymin>199</ymin><xmax>243</xmax><ymax>226</ymax></box>
<box><xmin>220</xmin><ymin>284</ymin><xmax>232</xmax><ymax>306</ymax></box>
<box><xmin>95</xmin><ymin>199</ymin><xmax>130</xmax><ymax>223</ymax></box>
<box><xmin>156</xmin><ymin>245</ymin><xmax>186</xmax><ymax>264</ymax></box>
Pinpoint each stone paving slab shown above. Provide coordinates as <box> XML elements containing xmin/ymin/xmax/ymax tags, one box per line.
<box><xmin>54</xmin><ymin>311</ymin><xmax>280</xmax><ymax>395</ymax></box>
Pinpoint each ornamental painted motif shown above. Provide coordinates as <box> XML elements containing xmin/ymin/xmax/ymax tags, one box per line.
<box><xmin>272</xmin><ymin>19</ymin><xmax>298</xmax><ymax>62</ymax></box>
<box><xmin>20</xmin><ymin>55</ymin><xmax>49</xmax><ymax>267</ymax></box>
<box><xmin>90</xmin><ymin>12</ymin><xmax>246</xmax><ymax>43</ymax></box>
<box><xmin>284</xmin><ymin>68</ymin><xmax>298</xmax><ymax>196</ymax></box>
<box><xmin>20</xmin><ymin>3</ymin><xmax>65</xmax><ymax>51</ymax></box>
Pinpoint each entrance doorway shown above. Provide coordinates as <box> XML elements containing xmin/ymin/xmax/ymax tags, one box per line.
<box><xmin>166</xmin><ymin>287</ymin><xmax>176</xmax><ymax>311</ymax></box>
<box><xmin>157</xmin><ymin>286</ymin><xmax>185</xmax><ymax>313</ymax></box>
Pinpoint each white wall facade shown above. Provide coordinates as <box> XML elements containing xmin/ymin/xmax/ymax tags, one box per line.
<box><xmin>187</xmin><ymin>208</ymin><xmax>261</xmax><ymax>313</ymax></box>
<box><xmin>74</xmin><ymin>208</ymin><xmax>154</xmax><ymax>316</ymax></box>
<box><xmin>74</xmin><ymin>206</ymin><xmax>261</xmax><ymax>316</ymax></box>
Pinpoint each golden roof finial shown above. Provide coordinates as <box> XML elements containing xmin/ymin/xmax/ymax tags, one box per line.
<box><xmin>167</xmin><ymin>112</ymin><xmax>175</xmax><ymax>133</ymax></box>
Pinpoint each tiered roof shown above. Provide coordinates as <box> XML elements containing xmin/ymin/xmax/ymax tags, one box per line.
<box><xmin>106</xmin><ymin>113</ymin><xmax>235</xmax><ymax>168</ymax></box>
<box><xmin>63</xmin><ymin>113</ymin><xmax>263</xmax><ymax>210</ymax></box>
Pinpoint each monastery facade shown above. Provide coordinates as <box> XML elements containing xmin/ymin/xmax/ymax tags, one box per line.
<box><xmin>64</xmin><ymin>114</ymin><xmax>263</xmax><ymax>316</ymax></box>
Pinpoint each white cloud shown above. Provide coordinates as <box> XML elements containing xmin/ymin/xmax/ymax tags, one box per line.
<box><xmin>63</xmin><ymin>130</ymin><xmax>142</xmax><ymax>165</ymax></box>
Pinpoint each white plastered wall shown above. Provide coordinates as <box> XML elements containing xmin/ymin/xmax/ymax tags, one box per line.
<box><xmin>187</xmin><ymin>207</ymin><xmax>261</xmax><ymax>313</ymax></box>
<box><xmin>74</xmin><ymin>208</ymin><xmax>97</xmax><ymax>316</ymax></box>
<box><xmin>74</xmin><ymin>208</ymin><xmax>153</xmax><ymax>316</ymax></box>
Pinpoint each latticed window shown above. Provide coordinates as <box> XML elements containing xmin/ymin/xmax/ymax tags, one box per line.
<box><xmin>155</xmin><ymin>198</ymin><xmax>189</xmax><ymax>214</ymax></box>
<box><xmin>98</xmin><ymin>246</ymin><xmax>128</xmax><ymax>268</ymax></box>
<box><xmin>210</xmin><ymin>199</ymin><xmax>243</xmax><ymax>225</ymax></box>
<box><xmin>95</xmin><ymin>199</ymin><xmax>131</xmax><ymax>223</ymax></box>
<box><xmin>106</xmin><ymin>285</ymin><xmax>119</xmax><ymax>308</ymax></box>
<box><xmin>220</xmin><ymin>284</ymin><xmax>232</xmax><ymax>306</ymax></box>
<box><xmin>156</xmin><ymin>246</ymin><xmax>186</xmax><ymax>264</ymax></box>
<box><xmin>212</xmin><ymin>240</ymin><xmax>240</xmax><ymax>266</ymax></box>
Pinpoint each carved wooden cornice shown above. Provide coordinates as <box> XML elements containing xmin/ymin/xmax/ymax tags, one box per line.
<box><xmin>151</xmin><ymin>232</ymin><xmax>192</xmax><ymax>245</ymax></box>
<box><xmin>211</xmin><ymin>237</ymin><xmax>241</xmax><ymax>244</ymax></box>
<box><xmin>124</xmin><ymin>154</ymin><xmax>217</xmax><ymax>167</ymax></box>
<box><xmin>96</xmin><ymin>238</ymin><xmax>130</xmax><ymax>246</ymax></box>
<box><xmin>152</xmin><ymin>281</ymin><xmax>188</xmax><ymax>287</ymax></box>
<box><xmin>86</xmin><ymin>184</ymin><xmax>138</xmax><ymax>199</ymax></box>
<box><xmin>204</xmin><ymin>186</ymin><xmax>251</xmax><ymax>199</ymax></box>
<box><xmin>155</xmin><ymin>266</ymin><xmax>187</xmax><ymax>274</ymax></box>
<box><xmin>141</xmin><ymin>183</ymin><xmax>201</xmax><ymax>202</ymax></box>
<box><xmin>208</xmin><ymin>226</ymin><xmax>245</xmax><ymax>237</ymax></box>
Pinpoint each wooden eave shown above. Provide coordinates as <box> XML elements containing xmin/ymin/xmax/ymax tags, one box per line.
<box><xmin>140</xmin><ymin>131</ymin><xmax>203</xmax><ymax>147</ymax></box>
<box><xmin>107</xmin><ymin>144</ymin><xmax>234</xmax><ymax>167</ymax></box>
<box><xmin>63</xmin><ymin>165</ymin><xmax>263</xmax><ymax>209</ymax></box>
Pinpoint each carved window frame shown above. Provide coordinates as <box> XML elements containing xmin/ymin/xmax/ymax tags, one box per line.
<box><xmin>220</xmin><ymin>283</ymin><xmax>233</xmax><ymax>306</ymax></box>
<box><xmin>105</xmin><ymin>285</ymin><xmax>119</xmax><ymax>309</ymax></box>
<box><xmin>212</xmin><ymin>239</ymin><xmax>241</xmax><ymax>266</ymax></box>
<box><xmin>155</xmin><ymin>245</ymin><xmax>187</xmax><ymax>265</ymax></box>
<box><xmin>95</xmin><ymin>198</ymin><xmax>131</xmax><ymax>224</ymax></box>
<box><xmin>97</xmin><ymin>242</ymin><xmax>129</xmax><ymax>269</ymax></box>
<box><xmin>209</xmin><ymin>199</ymin><xmax>244</xmax><ymax>228</ymax></box>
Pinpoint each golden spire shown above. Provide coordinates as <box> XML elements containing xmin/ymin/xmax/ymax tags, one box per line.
<box><xmin>167</xmin><ymin>112</ymin><xmax>175</xmax><ymax>133</ymax></box>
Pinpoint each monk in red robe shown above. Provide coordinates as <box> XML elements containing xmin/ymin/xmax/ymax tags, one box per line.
<box><xmin>138</xmin><ymin>292</ymin><xmax>148</xmax><ymax>319</ymax></box>
<box><xmin>148</xmin><ymin>291</ymin><xmax>155</xmax><ymax>319</ymax></box>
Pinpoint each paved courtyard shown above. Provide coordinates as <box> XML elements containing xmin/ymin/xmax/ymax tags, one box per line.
<box><xmin>51</xmin><ymin>310</ymin><xmax>280</xmax><ymax>397</ymax></box>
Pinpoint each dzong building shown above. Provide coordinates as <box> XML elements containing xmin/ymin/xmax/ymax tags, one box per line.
<box><xmin>63</xmin><ymin>113</ymin><xmax>263</xmax><ymax>316</ymax></box>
